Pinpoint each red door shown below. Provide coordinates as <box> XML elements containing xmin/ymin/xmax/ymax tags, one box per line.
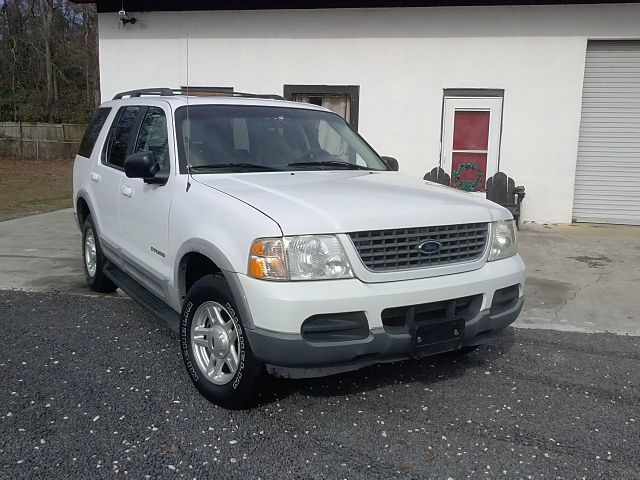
<box><xmin>441</xmin><ymin>97</ymin><xmax>502</xmax><ymax>193</ymax></box>
<box><xmin>451</xmin><ymin>111</ymin><xmax>490</xmax><ymax>192</ymax></box>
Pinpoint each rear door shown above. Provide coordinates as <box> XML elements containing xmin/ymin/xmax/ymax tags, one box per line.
<box><xmin>91</xmin><ymin>105</ymin><xmax>143</xmax><ymax>258</ymax></box>
<box><xmin>117</xmin><ymin>102</ymin><xmax>174</xmax><ymax>298</ymax></box>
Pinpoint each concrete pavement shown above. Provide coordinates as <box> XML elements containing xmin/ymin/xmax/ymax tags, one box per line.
<box><xmin>0</xmin><ymin>208</ymin><xmax>638</xmax><ymax>335</ymax></box>
<box><xmin>515</xmin><ymin>223</ymin><xmax>640</xmax><ymax>335</ymax></box>
<box><xmin>0</xmin><ymin>209</ymin><xmax>86</xmax><ymax>295</ymax></box>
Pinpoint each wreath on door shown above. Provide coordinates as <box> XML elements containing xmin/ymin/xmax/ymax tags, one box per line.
<box><xmin>452</xmin><ymin>162</ymin><xmax>484</xmax><ymax>192</ymax></box>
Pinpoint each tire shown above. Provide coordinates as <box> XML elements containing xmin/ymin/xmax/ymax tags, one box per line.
<box><xmin>180</xmin><ymin>275</ymin><xmax>262</xmax><ymax>409</ymax></box>
<box><xmin>81</xmin><ymin>215</ymin><xmax>117</xmax><ymax>293</ymax></box>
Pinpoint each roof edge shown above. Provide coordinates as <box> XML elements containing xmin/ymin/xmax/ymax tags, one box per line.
<box><xmin>71</xmin><ymin>0</ymin><xmax>640</xmax><ymax>14</ymax></box>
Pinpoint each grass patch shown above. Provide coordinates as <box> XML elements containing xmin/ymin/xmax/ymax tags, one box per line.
<box><xmin>0</xmin><ymin>157</ymin><xmax>74</xmax><ymax>221</ymax></box>
<box><xmin>18</xmin><ymin>196</ymin><xmax>73</xmax><ymax>207</ymax></box>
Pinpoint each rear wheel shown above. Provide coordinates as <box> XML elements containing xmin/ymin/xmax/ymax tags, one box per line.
<box><xmin>81</xmin><ymin>216</ymin><xmax>117</xmax><ymax>293</ymax></box>
<box><xmin>180</xmin><ymin>275</ymin><xmax>262</xmax><ymax>409</ymax></box>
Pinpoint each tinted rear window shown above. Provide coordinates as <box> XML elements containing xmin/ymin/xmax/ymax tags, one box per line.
<box><xmin>104</xmin><ymin>106</ymin><xmax>141</xmax><ymax>168</ymax></box>
<box><xmin>78</xmin><ymin>108</ymin><xmax>111</xmax><ymax>158</ymax></box>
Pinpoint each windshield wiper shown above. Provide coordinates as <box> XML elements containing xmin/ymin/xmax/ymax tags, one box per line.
<box><xmin>189</xmin><ymin>163</ymin><xmax>280</xmax><ymax>172</ymax></box>
<box><xmin>288</xmin><ymin>160</ymin><xmax>373</xmax><ymax>170</ymax></box>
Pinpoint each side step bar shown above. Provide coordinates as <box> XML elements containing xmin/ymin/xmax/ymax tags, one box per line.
<box><xmin>104</xmin><ymin>262</ymin><xmax>180</xmax><ymax>334</ymax></box>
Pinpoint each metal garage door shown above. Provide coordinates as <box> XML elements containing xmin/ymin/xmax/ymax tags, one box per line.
<box><xmin>573</xmin><ymin>41</ymin><xmax>640</xmax><ymax>225</ymax></box>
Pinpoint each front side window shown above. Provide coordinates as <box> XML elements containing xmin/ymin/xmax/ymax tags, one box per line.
<box><xmin>134</xmin><ymin>107</ymin><xmax>169</xmax><ymax>172</ymax></box>
<box><xmin>175</xmin><ymin>105</ymin><xmax>387</xmax><ymax>173</ymax></box>
<box><xmin>103</xmin><ymin>106</ymin><xmax>141</xmax><ymax>168</ymax></box>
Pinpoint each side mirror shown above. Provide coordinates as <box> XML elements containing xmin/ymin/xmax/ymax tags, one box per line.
<box><xmin>381</xmin><ymin>156</ymin><xmax>399</xmax><ymax>171</ymax></box>
<box><xmin>124</xmin><ymin>151</ymin><xmax>166</xmax><ymax>185</ymax></box>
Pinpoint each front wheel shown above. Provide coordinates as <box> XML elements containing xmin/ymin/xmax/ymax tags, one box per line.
<box><xmin>180</xmin><ymin>275</ymin><xmax>262</xmax><ymax>409</ymax></box>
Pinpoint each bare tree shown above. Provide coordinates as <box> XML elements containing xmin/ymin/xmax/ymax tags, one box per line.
<box><xmin>38</xmin><ymin>0</ymin><xmax>55</xmax><ymax>120</ymax></box>
<box><xmin>0</xmin><ymin>0</ymin><xmax>99</xmax><ymax>123</ymax></box>
<box><xmin>2</xmin><ymin>0</ymin><xmax>24</xmax><ymax>121</ymax></box>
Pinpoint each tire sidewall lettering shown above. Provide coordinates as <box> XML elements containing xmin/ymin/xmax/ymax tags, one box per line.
<box><xmin>226</xmin><ymin>302</ymin><xmax>245</xmax><ymax>390</ymax></box>
<box><xmin>180</xmin><ymin>301</ymin><xmax>199</xmax><ymax>382</ymax></box>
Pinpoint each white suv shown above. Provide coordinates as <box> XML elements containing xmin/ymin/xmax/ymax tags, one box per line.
<box><xmin>73</xmin><ymin>88</ymin><xmax>525</xmax><ymax>408</ymax></box>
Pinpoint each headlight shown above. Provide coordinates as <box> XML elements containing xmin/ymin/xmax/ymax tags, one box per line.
<box><xmin>249</xmin><ymin>236</ymin><xmax>353</xmax><ymax>281</ymax></box>
<box><xmin>488</xmin><ymin>220</ymin><xmax>518</xmax><ymax>261</ymax></box>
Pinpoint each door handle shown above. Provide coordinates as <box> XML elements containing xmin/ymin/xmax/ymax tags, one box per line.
<box><xmin>90</xmin><ymin>172</ymin><xmax>101</xmax><ymax>182</ymax></box>
<box><xmin>120</xmin><ymin>185</ymin><xmax>133</xmax><ymax>198</ymax></box>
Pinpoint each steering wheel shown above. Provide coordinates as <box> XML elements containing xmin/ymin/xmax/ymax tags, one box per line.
<box><xmin>298</xmin><ymin>149</ymin><xmax>332</xmax><ymax>162</ymax></box>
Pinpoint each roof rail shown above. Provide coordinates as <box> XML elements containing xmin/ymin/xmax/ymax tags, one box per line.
<box><xmin>112</xmin><ymin>88</ymin><xmax>175</xmax><ymax>99</ymax></box>
<box><xmin>112</xmin><ymin>87</ymin><xmax>284</xmax><ymax>101</ymax></box>
<box><xmin>227</xmin><ymin>91</ymin><xmax>285</xmax><ymax>100</ymax></box>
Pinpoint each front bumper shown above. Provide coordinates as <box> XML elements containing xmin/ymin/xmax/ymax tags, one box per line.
<box><xmin>247</xmin><ymin>297</ymin><xmax>523</xmax><ymax>378</ymax></box>
<box><xmin>237</xmin><ymin>254</ymin><xmax>526</xmax><ymax>377</ymax></box>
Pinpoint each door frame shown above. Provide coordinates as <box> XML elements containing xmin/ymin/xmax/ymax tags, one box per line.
<box><xmin>440</xmin><ymin>91</ymin><xmax>504</xmax><ymax>193</ymax></box>
<box><xmin>283</xmin><ymin>84</ymin><xmax>360</xmax><ymax>130</ymax></box>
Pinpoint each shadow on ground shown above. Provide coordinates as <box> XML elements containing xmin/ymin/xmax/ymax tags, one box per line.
<box><xmin>254</xmin><ymin>332</ymin><xmax>514</xmax><ymax>407</ymax></box>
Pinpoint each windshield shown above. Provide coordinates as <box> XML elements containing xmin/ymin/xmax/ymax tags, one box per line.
<box><xmin>175</xmin><ymin>105</ymin><xmax>388</xmax><ymax>173</ymax></box>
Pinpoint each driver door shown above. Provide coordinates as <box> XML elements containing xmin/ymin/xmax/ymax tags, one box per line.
<box><xmin>117</xmin><ymin>102</ymin><xmax>174</xmax><ymax>298</ymax></box>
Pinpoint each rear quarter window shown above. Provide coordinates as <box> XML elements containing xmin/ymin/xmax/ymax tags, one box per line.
<box><xmin>78</xmin><ymin>107</ymin><xmax>112</xmax><ymax>158</ymax></box>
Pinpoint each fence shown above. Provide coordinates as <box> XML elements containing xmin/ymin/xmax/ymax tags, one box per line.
<box><xmin>0</xmin><ymin>122</ymin><xmax>86</xmax><ymax>160</ymax></box>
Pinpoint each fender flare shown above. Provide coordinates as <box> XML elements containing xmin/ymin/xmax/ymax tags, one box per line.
<box><xmin>173</xmin><ymin>238</ymin><xmax>255</xmax><ymax>329</ymax></box>
<box><xmin>75</xmin><ymin>190</ymin><xmax>101</xmax><ymax>234</ymax></box>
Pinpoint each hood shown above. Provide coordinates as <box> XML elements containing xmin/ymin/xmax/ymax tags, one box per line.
<box><xmin>195</xmin><ymin>171</ymin><xmax>510</xmax><ymax>235</ymax></box>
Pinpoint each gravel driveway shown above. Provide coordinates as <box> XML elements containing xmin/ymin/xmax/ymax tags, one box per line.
<box><xmin>1</xmin><ymin>290</ymin><xmax>638</xmax><ymax>479</ymax></box>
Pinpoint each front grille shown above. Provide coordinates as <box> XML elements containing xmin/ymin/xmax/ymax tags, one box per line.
<box><xmin>381</xmin><ymin>294</ymin><xmax>482</xmax><ymax>334</ymax></box>
<box><xmin>348</xmin><ymin>222</ymin><xmax>488</xmax><ymax>272</ymax></box>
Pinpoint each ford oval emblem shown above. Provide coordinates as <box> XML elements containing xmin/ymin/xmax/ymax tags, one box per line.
<box><xmin>417</xmin><ymin>240</ymin><xmax>442</xmax><ymax>254</ymax></box>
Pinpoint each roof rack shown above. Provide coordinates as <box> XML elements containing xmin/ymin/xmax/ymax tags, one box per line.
<box><xmin>112</xmin><ymin>87</ymin><xmax>284</xmax><ymax>101</ymax></box>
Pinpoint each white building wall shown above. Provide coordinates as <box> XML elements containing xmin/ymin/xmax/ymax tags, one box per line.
<box><xmin>97</xmin><ymin>4</ymin><xmax>640</xmax><ymax>224</ymax></box>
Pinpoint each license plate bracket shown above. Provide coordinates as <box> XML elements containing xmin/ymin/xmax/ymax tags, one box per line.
<box><xmin>413</xmin><ymin>319</ymin><xmax>465</xmax><ymax>356</ymax></box>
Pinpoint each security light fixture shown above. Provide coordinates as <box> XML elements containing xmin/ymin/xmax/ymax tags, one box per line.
<box><xmin>118</xmin><ymin>3</ymin><xmax>137</xmax><ymax>27</ymax></box>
